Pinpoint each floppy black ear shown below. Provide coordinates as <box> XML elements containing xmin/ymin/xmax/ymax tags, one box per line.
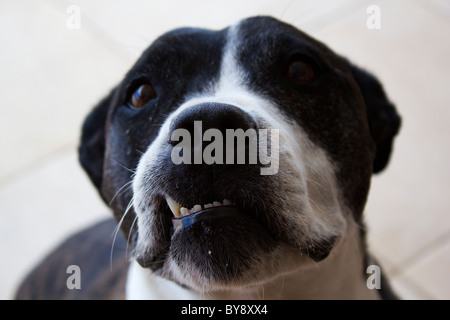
<box><xmin>347</xmin><ymin>62</ymin><xmax>401</xmax><ymax>173</ymax></box>
<box><xmin>78</xmin><ymin>88</ymin><xmax>117</xmax><ymax>194</ymax></box>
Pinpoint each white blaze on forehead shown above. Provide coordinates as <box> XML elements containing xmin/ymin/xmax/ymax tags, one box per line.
<box><xmin>187</xmin><ymin>22</ymin><xmax>346</xmax><ymax>240</ymax></box>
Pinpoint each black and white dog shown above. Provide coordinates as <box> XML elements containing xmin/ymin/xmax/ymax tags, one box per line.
<box><xmin>16</xmin><ymin>16</ymin><xmax>401</xmax><ymax>300</ymax></box>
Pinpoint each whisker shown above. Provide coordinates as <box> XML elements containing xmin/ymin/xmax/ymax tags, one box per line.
<box><xmin>126</xmin><ymin>214</ymin><xmax>139</xmax><ymax>260</ymax></box>
<box><xmin>110</xmin><ymin>197</ymin><xmax>135</xmax><ymax>270</ymax></box>
<box><xmin>305</xmin><ymin>177</ymin><xmax>326</xmax><ymax>190</ymax></box>
<box><xmin>109</xmin><ymin>180</ymin><xmax>133</xmax><ymax>206</ymax></box>
<box><xmin>112</xmin><ymin>159</ymin><xmax>137</xmax><ymax>174</ymax></box>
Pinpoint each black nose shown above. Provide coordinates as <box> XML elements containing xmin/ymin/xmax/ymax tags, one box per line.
<box><xmin>169</xmin><ymin>103</ymin><xmax>256</xmax><ymax>139</ymax></box>
<box><xmin>168</xmin><ymin>103</ymin><xmax>257</xmax><ymax>165</ymax></box>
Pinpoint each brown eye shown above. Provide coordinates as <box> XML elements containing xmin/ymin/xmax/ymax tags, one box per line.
<box><xmin>287</xmin><ymin>60</ymin><xmax>314</xmax><ymax>83</ymax></box>
<box><xmin>130</xmin><ymin>83</ymin><xmax>157</xmax><ymax>109</ymax></box>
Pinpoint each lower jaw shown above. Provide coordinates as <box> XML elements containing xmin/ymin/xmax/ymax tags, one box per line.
<box><xmin>166</xmin><ymin>211</ymin><xmax>279</xmax><ymax>287</ymax></box>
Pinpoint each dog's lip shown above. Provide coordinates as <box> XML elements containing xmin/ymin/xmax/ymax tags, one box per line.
<box><xmin>171</xmin><ymin>206</ymin><xmax>243</xmax><ymax>231</ymax></box>
<box><xmin>165</xmin><ymin>195</ymin><xmax>267</xmax><ymax>236</ymax></box>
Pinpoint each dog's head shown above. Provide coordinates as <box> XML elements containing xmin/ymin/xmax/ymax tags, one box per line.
<box><xmin>79</xmin><ymin>16</ymin><xmax>400</xmax><ymax>291</ymax></box>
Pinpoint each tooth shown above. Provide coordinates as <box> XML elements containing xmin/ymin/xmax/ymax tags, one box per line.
<box><xmin>191</xmin><ymin>204</ymin><xmax>202</xmax><ymax>213</ymax></box>
<box><xmin>167</xmin><ymin>198</ymin><xmax>234</xmax><ymax>218</ymax></box>
<box><xmin>180</xmin><ymin>207</ymin><xmax>190</xmax><ymax>216</ymax></box>
<box><xmin>166</xmin><ymin>196</ymin><xmax>181</xmax><ymax>217</ymax></box>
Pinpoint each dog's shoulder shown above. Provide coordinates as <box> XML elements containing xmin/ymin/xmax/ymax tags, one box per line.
<box><xmin>15</xmin><ymin>218</ymin><xmax>129</xmax><ymax>300</ymax></box>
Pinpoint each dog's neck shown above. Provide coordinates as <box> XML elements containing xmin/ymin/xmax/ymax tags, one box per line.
<box><xmin>126</xmin><ymin>224</ymin><xmax>379</xmax><ymax>300</ymax></box>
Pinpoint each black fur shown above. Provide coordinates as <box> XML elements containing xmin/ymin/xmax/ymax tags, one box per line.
<box><xmin>347</xmin><ymin>62</ymin><xmax>402</xmax><ymax>173</ymax></box>
<box><xmin>78</xmin><ymin>88</ymin><xmax>117</xmax><ymax>198</ymax></box>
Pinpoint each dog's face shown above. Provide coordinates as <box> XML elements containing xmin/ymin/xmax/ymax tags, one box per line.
<box><xmin>79</xmin><ymin>17</ymin><xmax>400</xmax><ymax>291</ymax></box>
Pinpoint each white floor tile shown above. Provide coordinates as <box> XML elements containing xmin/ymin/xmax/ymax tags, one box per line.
<box><xmin>0</xmin><ymin>0</ymin><xmax>130</xmax><ymax>181</ymax></box>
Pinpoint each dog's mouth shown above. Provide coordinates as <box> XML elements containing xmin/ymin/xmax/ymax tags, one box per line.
<box><xmin>166</xmin><ymin>196</ymin><xmax>244</xmax><ymax>232</ymax></box>
<box><xmin>132</xmin><ymin>176</ymin><xmax>341</xmax><ymax>290</ymax></box>
<box><xmin>134</xmin><ymin>190</ymin><xmax>281</xmax><ymax>284</ymax></box>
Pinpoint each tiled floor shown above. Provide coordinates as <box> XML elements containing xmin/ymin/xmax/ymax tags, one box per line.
<box><xmin>1</xmin><ymin>0</ymin><xmax>449</xmax><ymax>299</ymax></box>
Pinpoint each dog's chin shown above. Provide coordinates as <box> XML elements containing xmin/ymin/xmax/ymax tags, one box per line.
<box><xmin>167</xmin><ymin>208</ymin><xmax>279</xmax><ymax>288</ymax></box>
<box><xmin>152</xmin><ymin>210</ymin><xmax>280</xmax><ymax>289</ymax></box>
<box><xmin>133</xmin><ymin>204</ymin><xmax>337</xmax><ymax>291</ymax></box>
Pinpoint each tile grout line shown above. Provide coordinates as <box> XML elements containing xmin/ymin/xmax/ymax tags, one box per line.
<box><xmin>375</xmin><ymin>230</ymin><xmax>450</xmax><ymax>299</ymax></box>
<box><xmin>390</xmin><ymin>230</ymin><xmax>450</xmax><ymax>278</ymax></box>
<box><xmin>394</xmin><ymin>272</ymin><xmax>437</xmax><ymax>300</ymax></box>
<box><xmin>0</xmin><ymin>141</ymin><xmax>78</xmax><ymax>189</ymax></box>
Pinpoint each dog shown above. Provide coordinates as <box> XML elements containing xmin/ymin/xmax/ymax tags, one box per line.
<box><xmin>16</xmin><ymin>16</ymin><xmax>401</xmax><ymax>300</ymax></box>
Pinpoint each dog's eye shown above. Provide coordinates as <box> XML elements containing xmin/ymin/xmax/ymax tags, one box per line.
<box><xmin>287</xmin><ymin>60</ymin><xmax>314</xmax><ymax>83</ymax></box>
<box><xmin>129</xmin><ymin>83</ymin><xmax>157</xmax><ymax>109</ymax></box>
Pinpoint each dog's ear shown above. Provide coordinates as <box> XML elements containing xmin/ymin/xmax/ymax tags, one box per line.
<box><xmin>347</xmin><ymin>62</ymin><xmax>401</xmax><ymax>173</ymax></box>
<box><xmin>78</xmin><ymin>88</ymin><xmax>117</xmax><ymax>195</ymax></box>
